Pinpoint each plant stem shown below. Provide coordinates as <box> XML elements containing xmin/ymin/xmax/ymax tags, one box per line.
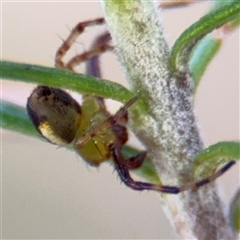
<box><xmin>100</xmin><ymin>0</ymin><xmax>236</xmax><ymax>238</ymax></box>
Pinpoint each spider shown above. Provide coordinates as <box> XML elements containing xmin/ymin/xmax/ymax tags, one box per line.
<box><xmin>27</xmin><ymin>18</ymin><xmax>236</xmax><ymax>194</ymax></box>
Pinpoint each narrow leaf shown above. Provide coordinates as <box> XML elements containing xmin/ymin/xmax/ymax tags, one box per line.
<box><xmin>1</xmin><ymin>61</ymin><xmax>133</xmax><ymax>102</ymax></box>
<box><xmin>189</xmin><ymin>34</ymin><xmax>222</xmax><ymax>91</ymax></box>
<box><xmin>1</xmin><ymin>101</ymin><xmax>39</xmax><ymax>137</ymax></box>
<box><xmin>194</xmin><ymin>141</ymin><xmax>240</xmax><ymax>178</ymax></box>
<box><xmin>169</xmin><ymin>0</ymin><xmax>240</xmax><ymax>73</ymax></box>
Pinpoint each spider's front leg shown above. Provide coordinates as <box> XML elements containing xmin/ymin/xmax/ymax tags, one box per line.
<box><xmin>111</xmin><ymin>142</ymin><xmax>236</xmax><ymax>194</ymax></box>
<box><xmin>111</xmin><ymin>142</ymin><xmax>181</xmax><ymax>194</ymax></box>
<box><xmin>55</xmin><ymin>18</ymin><xmax>113</xmax><ymax>71</ymax></box>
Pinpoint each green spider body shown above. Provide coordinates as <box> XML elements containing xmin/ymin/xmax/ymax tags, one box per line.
<box><xmin>27</xmin><ymin>86</ymin><xmax>128</xmax><ymax>166</ymax></box>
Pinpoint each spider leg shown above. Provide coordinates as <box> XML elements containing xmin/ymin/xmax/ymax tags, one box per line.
<box><xmin>179</xmin><ymin>160</ymin><xmax>236</xmax><ymax>192</ymax></box>
<box><xmin>86</xmin><ymin>32</ymin><xmax>112</xmax><ymax>78</ymax></box>
<box><xmin>127</xmin><ymin>151</ymin><xmax>147</xmax><ymax>170</ymax></box>
<box><xmin>75</xmin><ymin>97</ymin><xmax>137</xmax><ymax>148</ymax></box>
<box><xmin>56</xmin><ymin>5</ymin><xmax>199</xmax><ymax>70</ymax></box>
<box><xmin>55</xmin><ymin>17</ymin><xmax>106</xmax><ymax>69</ymax></box>
<box><xmin>56</xmin><ymin>20</ymin><xmax>113</xmax><ymax>109</ymax></box>
<box><xmin>66</xmin><ymin>32</ymin><xmax>113</xmax><ymax>72</ymax></box>
<box><xmin>111</xmin><ymin>142</ymin><xmax>236</xmax><ymax>194</ymax></box>
<box><xmin>111</xmin><ymin>123</ymin><xmax>147</xmax><ymax>169</ymax></box>
<box><xmin>79</xmin><ymin>31</ymin><xmax>113</xmax><ymax>111</ymax></box>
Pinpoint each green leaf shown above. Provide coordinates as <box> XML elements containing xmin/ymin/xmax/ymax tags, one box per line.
<box><xmin>229</xmin><ymin>189</ymin><xmax>240</xmax><ymax>232</ymax></box>
<box><xmin>189</xmin><ymin>1</ymin><xmax>240</xmax><ymax>92</ymax></box>
<box><xmin>1</xmin><ymin>61</ymin><xmax>148</xmax><ymax>121</ymax></box>
<box><xmin>1</xmin><ymin>101</ymin><xmax>39</xmax><ymax>137</ymax></box>
<box><xmin>189</xmin><ymin>34</ymin><xmax>222</xmax><ymax>91</ymax></box>
<box><xmin>193</xmin><ymin>141</ymin><xmax>240</xmax><ymax>178</ymax></box>
<box><xmin>1</xmin><ymin>61</ymin><xmax>133</xmax><ymax>102</ymax></box>
<box><xmin>211</xmin><ymin>0</ymin><xmax>238</xmax><ymax>12</ymax></box>
<box><xmin>169</xmin><ymin>0</ymin><xmax>240</xmax><ymax>74</ymax></box>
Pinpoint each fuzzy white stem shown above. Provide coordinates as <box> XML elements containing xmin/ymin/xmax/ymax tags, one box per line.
<box><xmin>100</xmin><ymin>0</ymin><xmax>235</xmax><ymax>239</ymax></box>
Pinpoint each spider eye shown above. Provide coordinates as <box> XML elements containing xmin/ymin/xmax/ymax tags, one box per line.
<box><xmin>27</xmin><ymin>86</ymin><xmax>82</xmax><ymax>145</ymax></box>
